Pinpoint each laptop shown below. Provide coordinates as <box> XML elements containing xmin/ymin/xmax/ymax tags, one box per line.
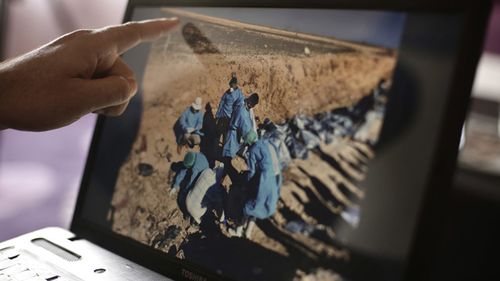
<box><xmin>0</xmin><ymin>1</ymin><xmax>490</xmax><ymax>280</ymax></box>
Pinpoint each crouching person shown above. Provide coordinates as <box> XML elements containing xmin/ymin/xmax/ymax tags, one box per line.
<box><xmin>174</xmin><ymin>97</ymin><xmax>204</xmax><ymax>154</ymax></box>
<box><xmin>171</xmin><ymin>151</ymin><xmax>209</xmax><ymax>196</ymax></box>
<box><xmin>185</xmin><ymin>164</ymin><xmax>227</xmax><ymax>225</ymax></box>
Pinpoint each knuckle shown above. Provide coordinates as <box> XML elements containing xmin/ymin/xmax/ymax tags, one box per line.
<box><xmin>98</xmin><ymin>25</ymin><xmax>116</xmax><ymax>35</ymax></box>
<box><xmin>114</xmin><ymin>77</ymin><xmax>132</xmax><ymax>102</ymax></box>
<box><xmin>122</xmin><ymin>22</ymin><xmax>143</xmax><ymax>40</ymax></box>
<box><xmin>55</xmin><ymin>29</ymin><xmax>92</xmax><ymax>44</ymax></box>
<box><xmin>123</xmin><ymin>21</ymin><xmax>140</xmax><ymax>29</ymax></box>
<box><xmin>70</xmin><ymin>29</ymin><xmax>93</xmax><ymax>37</ymax></box>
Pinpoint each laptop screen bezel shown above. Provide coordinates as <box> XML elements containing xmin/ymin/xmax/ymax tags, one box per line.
<box><xmin>70</xmin><ymin>1</ymin><xmax>491</xmax><ymax>280</ymax></box>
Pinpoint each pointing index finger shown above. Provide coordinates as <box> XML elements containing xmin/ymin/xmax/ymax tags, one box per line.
<box><xmin>98</xmin><ymin>17</ymin><xmax>179</xmax><ymax>54</ymax></box>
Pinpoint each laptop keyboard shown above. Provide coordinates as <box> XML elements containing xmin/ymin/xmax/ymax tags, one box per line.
<box><xmin>0</xmin><ymin>247</ymin><xmax>64</xmax><ymax>281</ymax></box>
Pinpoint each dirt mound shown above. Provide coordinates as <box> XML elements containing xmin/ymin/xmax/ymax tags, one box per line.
<box><xmin>144</xmin><ymin>35</ymin><xmax>396</xmax><ymax>123</ymax></box>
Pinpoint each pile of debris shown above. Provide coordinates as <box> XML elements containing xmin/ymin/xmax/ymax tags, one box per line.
<box><xmin>259</xmin><ymin>84</ymin><xmax>387</xmax><ymax>168</ymax></box>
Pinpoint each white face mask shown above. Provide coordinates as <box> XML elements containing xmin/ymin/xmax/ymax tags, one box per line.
<box><xmin>230</xmin><ymin>87</ymin><xmax>234</xmax><ymax>92</ymax></box>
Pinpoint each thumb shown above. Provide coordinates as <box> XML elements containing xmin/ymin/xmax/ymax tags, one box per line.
<box><xmin>79</xmin><ymin>75</ymin><xmax>137</xmax><ymax>112</ymax></box>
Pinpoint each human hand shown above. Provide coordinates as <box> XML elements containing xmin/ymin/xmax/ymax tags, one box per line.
<box><xmin>0</xmin><ymin>17</ymin><xmax>179</xmax><ymax>131</ymax></box>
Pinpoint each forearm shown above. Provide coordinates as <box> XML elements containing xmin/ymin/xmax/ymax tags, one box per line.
<box><xmin>246</xmin><ymin>157</ymin><xmax>256</xmax><ymax>180</ymax></box>
<box><xmin>173</xmin><ymin>169</ymin><xmax>187</xmax><ymax>187</ymax></box>
<box><xmin>215</xmin><ymin>102</ymin><xmax>224</xmax><ymax>118</ymax></box>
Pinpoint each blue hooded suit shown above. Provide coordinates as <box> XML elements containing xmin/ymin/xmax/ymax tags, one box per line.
<box><xmin>215</xmin><ymin>88</ymin><xmax>245</xmax><ymax>119</ymax></box>
<box><xmin>174</xmin><ymin>107</ymin><xmax>204</xmax><ymax>145</ymax></box>
<box><xmin>243</xmin><ymin>139</ymin><xmax>280</xmax><ymax>219</ymax></box>
<box><xmin>222</xmin><ymin>103</ymin><xmax>254</xmax><ymax>158</ymax></box>
<box><xmin>172</xmin><ymin>152</ymin><xmax>209</xmax><ymax>190</ymax></box>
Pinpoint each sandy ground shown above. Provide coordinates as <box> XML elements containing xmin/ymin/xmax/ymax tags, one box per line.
<box><xmin>109</xmin><ymin>10</ymin><xmax>397</xmax><ymax>281</ymax></box>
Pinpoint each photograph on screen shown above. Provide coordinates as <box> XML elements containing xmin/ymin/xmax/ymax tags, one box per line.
<box><xmin>108</xmin><ymin>7</ymin><xmax>406</xmax><ymax>281</ymax></box>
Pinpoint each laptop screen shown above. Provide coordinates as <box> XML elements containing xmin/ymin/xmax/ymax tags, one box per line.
<box><xmin>76</xmin><ymin>4</ymin><xmax>466</xmax><ymax>281</ymax></box>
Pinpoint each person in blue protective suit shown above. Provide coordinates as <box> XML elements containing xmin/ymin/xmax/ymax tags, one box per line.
<box><xmin>215</xmin><ymin>73</ymin><xmax>245</xmax><ymax>144</ymax></box>
<box><xmin>171</xmin><ymin>151</ymin><xmax>209</xmax><ymax>194</ymax></box>
<box><xmin>242</xmin><ymin>131</ymin><xmax>280</xmax><ymax>220</ymax></box>
<box><xmin>221</xmin><ymin>93</ymin><xmax>259</xmax><ymax>182</ymax></box>
<box><xmin>174</xmin><ymin>97</ymin><xmax>204</xmax><ymax>153</ymax></box>
<box><xmin>222</xmin><ymin>93</ymin><xmax>259</xmax><ymax>159</ymax></box>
